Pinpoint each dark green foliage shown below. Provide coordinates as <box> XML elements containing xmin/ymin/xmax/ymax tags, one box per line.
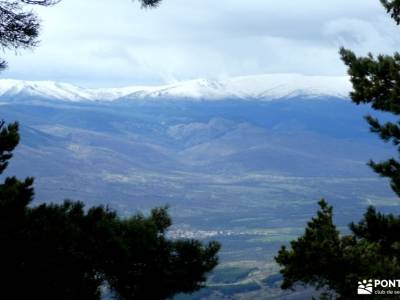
<box><xmin>11</xmin><ymin>125</ymin><xmax>207</xmax><ymax>300</ymax></box>
<box><xmin>0</xmin><ymin>120</ymin><xmax>219</xmax><ymax>300</ymax></box>
<box><xmin>339</xmin><ymin>44</ymin><xmax>400</xmax><ymax>197</ymax></box>
<box><xmin>276</xmin><ymin>200</ymin><xmax>340</xmax><ymax>292</ymax></box>
<box><xmin>138</xmin><ymin>0</ymin><xmax>162</xmax><ymax>8</ymax></box>
<box><xmin>0</xmin><ymin>120</ymin><xmax>19</xmax><ymax>173</ymax></box>
<box><xmin>275</xmin><ymin>201</ymin><xmax>400</xmax><ymax>299</ymax></box>
<box><xmin>339</xmin><ymin>0</ymin><xmax>400</xmax><ymax>197</ymax></box>
<box><xmin>381</xmin><ymin>0</ymin><xmax>400</xmax><ymax>24</ymax></box>
<box><xmin>339</xmin><ymin>49</ymin><xmax>400</xmax><ymax>114</ymax></box>
<box><xmin>339</xmin><ymin>45</ymin><xmax>400</xmax><ymax>196</ymax></box>
<box><xmin>275</xmin><ymin>1</ymin><xmax>400</xmax><ymax>299</ymax></box>
<box><xmin>0</xmin><ymin>1</ymin><xmax>60</xmax><ymax>70</ymax></box>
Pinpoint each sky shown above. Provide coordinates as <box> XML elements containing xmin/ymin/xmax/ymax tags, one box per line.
<box><xmin>2</xmin><ymin>0</ymin><xmax>400</xmax><ymax>87</ymax></box>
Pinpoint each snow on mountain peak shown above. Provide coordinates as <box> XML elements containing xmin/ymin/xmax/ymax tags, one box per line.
<box><xmin>0</xmin><ymin>74</ymin><xmax>351</xmax><ymax>103</ymax></box>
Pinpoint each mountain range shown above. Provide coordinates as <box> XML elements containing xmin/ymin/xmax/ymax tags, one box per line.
<box><xmin>0</xmin><ymin>73</ymin><xmax>351</xmax><ymax>102</ymax></box>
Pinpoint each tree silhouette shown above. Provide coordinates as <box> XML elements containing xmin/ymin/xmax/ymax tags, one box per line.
<box><xmin>0</xmin><ymin>180</ymin><xmax>219</xmax><ymax>300</ymax></box>
<box><xmin>275</xmin><ymin>1</ymin><xmax>400</xmax><ymax>299</ymax></box>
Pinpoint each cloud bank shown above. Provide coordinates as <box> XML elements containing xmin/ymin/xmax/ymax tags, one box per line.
<box><xmin>2</xmin><ymin>0</ymin><xmax>400</xmax><ymax>87</ymax></box>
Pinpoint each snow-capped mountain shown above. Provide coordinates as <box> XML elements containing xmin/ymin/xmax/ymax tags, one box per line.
<box><xmin>0</xmin><ymin>74</ymin><xmax>351</xmax><ymax>102</ymax></box>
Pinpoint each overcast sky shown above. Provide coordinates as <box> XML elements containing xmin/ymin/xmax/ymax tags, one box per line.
<box><xmin>2</xmin><ymin>0</ymin><xmax>400</xmax><ymax>87</ymax></box>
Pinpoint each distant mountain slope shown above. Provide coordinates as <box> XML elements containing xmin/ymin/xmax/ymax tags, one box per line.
<box><xmin>1</xmin><ymin>91</ymin><xmax>397</xmax><ymax>300</ymax></box>
<box><xmin>0</xmin><ymin>74</ymin><xmax>351</xmax><ymax>102</ymax></box>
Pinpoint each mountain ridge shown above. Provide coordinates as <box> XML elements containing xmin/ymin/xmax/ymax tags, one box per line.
<box><xmin>0</xmin><ymin>74</ymin><xmax>351</xmax><ymax>103</ymax></box>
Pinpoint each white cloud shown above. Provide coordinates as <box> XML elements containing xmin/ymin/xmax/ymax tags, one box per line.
<box><xmin>1</xmin><ymin>0</ymin><xmax>399</xmax><ymax>87</ymax></box>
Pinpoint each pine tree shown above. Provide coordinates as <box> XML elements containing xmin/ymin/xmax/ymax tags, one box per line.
<box><xmin>275</xmin><ymin>1</ymin><xmax>400</xmax><ymax>299</ymax></box>
<box><xmin>0</xmin><ymin>154</ymin><xmax>220</xmax><ymax>300</ymax></box>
